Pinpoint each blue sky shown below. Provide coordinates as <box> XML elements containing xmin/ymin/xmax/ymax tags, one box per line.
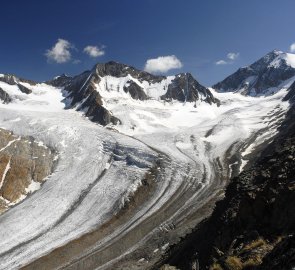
<box><xmin>0</xmin><ymin>0</ymin><xmax>295</xmax><ymax>86</ymax></box>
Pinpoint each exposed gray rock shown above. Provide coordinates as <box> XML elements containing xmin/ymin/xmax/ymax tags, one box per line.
<box><xmin>0</xmin><ymin>74</ymin><xmax>36</xmax><ymax>86</ymax></box>
<box><xmin>0</xmin><ymin>74</ymin><xmax>35</xmax><ymax>98</ymax></box>
<box><xmin>57</xmin><ymin>71</ymin><xmax>120</xmax><ymax>126</ymax></box>
<box><xmin>0</xmin><ymin>87</ymin><xmax>11</xmax><ymax>103</ymax></box>
<box><xmin>17</xmin><ymin>83</ymin><xmax>32</xmax><ymax>94</ymax></box>
<box><xmin>162</xmin><ymin>73</ymin><xmax>220</xmax><ymax>105</ymax></box>
<box><xmin>123</xmin><ymin>80</ymin><xmax>148</xmax><ymax>100</ymax></box>
<box><xmin>46</xmin><ymin>74</ymin><xmax>73</xmax><ymax>88</ymax></box>
<box><xmin>0</xmin><ymin>74</ymin><xmax>17</xmax><ymax>85</ymax></box>
<box><xmin>283</xmin><ymin>80</ymin><xmax>295</xmax><ymax>103</ymax></box>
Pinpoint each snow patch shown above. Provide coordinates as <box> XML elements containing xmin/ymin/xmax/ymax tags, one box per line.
<box><xmin>25</xmin><ymin>180</ymin><xmax>41</xmax><ymax>194</ymax></box>
<box><xmin>0</xmin><ymin>138</ymin><xmax>20</xmax><ymax>152</ymax></box>
<box><xmin>161</xmin><ymin>243</ymin><xmax>169</xmax><ymax>250</ymax></box>
<box><xmin>0</xmin><ymin>159</ymin><xmax>11</xmax><ymax>189</ymax></box>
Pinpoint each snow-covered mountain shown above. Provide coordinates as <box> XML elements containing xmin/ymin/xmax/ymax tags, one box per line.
<box><xmin>48</xmin><ymin>61</ymin><xmax>219</xmax><ymax>125</ymax></box>
<box><xmin>213</xmin><ymin>50</ymin><xmax>295</xmax><ymax>96</ymax></box>
<box><xmin>0</xmin><ymin>52</ymin><xmax>294</xmax><ymax>270</ymax></box>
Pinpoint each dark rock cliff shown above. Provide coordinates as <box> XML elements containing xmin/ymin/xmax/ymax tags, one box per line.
<box><xmin>0</xmin><ymin>74</ymin><xmax>36</xmax><ymax>86</ymax></box>
<box><xmin>162</xmin><ymin>73</ymin><xmax>220</xmax><ymax>105</ymax></box>
<box><xmin>0</xmin><ymin>87</ymin><xmax>11</xmax><ymax>103</ymax></box>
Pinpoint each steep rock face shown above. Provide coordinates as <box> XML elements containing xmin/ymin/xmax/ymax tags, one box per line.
<box><xmin>47</xmin><ymin>74</ymin><xmax>73</xmax><ymax>88</ymax></box>
<box><xmin>17</xmin><ymin>83</ymin><xmax>32</xmax><ymax>94</ymax></box>
<box><xmin>0</xmin><ymin>74</ymin><xmax>20</xmax><ymax>85</ymax></box>
<box><xmin>48</xmin><ymin>61</ymin><xmax>218</xmax><ymax>126</ymax></box>
<box><xmin>50</xmin><ymin>71</ymin><xmax>120</xmax><ymax>125</ymax></box>
<box><xmin>213</xmin><ymin>50</ymin><xmax>295</xmax><ymax>96</ymax></box>
<box><xmin>162</xmin><ymin>73</ymin><xmax>219</xmax><ymax>104</ymax></box>
<box><xmin>0</xmin><ymin>129</ymin><xmax>56</xmax><ymax>214</ymax></box>
<box><xmin>0</xmin><ymin>74</ymin><xmax>36</xmax><ymax>87</ymax></box>
<box><xmin>0</xmin><ymin>87</ymin><xmax>11</xmax><ymax>103</ymax></box>
<box><xmin>161</xmin><ymin>103</ymin><xmax>295</xmax><ymax>270</ymax></box>
<box><xmin>283</xmin><ymin>80</ymin><xmax>295</xmax><ymax>103</ymax></box>
<box><xmin>94</xmin><ymin>61</ymin><xmax>165</xmax><ymax>83</ymax></box>
<box><xmin>123</xmin><ymin>80</ymin><xmax>148</xmax><ymax>100</ymax></box>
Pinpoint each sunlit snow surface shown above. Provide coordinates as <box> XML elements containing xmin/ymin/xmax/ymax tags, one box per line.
<box><xmin>0</xmin><ymin>78</ymin><xmax>291</xmax><ymax>269</ymax></box>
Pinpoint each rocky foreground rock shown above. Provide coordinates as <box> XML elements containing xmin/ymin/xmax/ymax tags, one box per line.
<box><xmin>0</xmin><ymin>129</ymin><xmax>56</xmax><ymax>214</ymax></box>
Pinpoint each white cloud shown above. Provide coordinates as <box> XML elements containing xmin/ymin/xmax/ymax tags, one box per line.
<box><xmin>216</xmin><ymin>60</ymin><xmax>227</xmax><ymax>65</ymax></box>
<box><xmin>144</xmin><ymin>55</ymin><xmax>183</xmax><ymax>73</ymax></box>
<box><xmin>73</xmin><ymin>59</ymin><xmax>81</xmax><ymax>64</ymax></box>
<box><xmin>227</xmin><ymin>52</ymin><xmax>240</xmax><ymax>60</ymax></box>
<box><xmin>215</xmin><ymin>52</ymin><xmax>240</xmax><ymax>65</ymax></box>
<box><xmin>45</xmin><ymin>39</ymin><xmax>73</xmax><ymax>63</ymax></box>
<box><xmin>83</xmin><ymin>45</ymin><xmax>105</xmax><ymax>57</ymax></box>
<box><xmin>290</xmin><ymin>43</ymin><xmax>295</xmax><ymax>53</ymax></box>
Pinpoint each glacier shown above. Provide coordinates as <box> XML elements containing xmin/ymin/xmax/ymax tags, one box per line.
<box><xmin>0</xmin><ymin>73</ymin><xmax>292</xmax><ymax>269</ymax></box>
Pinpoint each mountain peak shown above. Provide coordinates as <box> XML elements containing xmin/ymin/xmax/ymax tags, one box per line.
<box><xmin>213</xmin><ymin>50</ymin><xmax>295</xmax><ymax>96</ymax></box>
<box><xmin>93</xmin><ymin>60</ymin><xmax>128</xmax><ymax>69</ymax></box>
<box><xmin>53</xmin><ymin>73</ymin><xmax>71</xmax><ymax>80</ymax></box>
<box><xmin>48</xmin><ymin>61</ymin><xmax>219</xmax><ymax>126</ymax></box>
<box><xmin>269</xmin><ymin>49</ymin><xmax>284</xmax><ymax>55</ymax></box>
<box><xmin>92</xmin><ymin>61</ymin><xmax>144</xmax><ymax>79</ymax></box>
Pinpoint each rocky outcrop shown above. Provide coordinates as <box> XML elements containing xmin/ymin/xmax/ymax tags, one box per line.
<box><xmin>17</xmin><ymin>83</ymin><xmax>32</xmax><ymax>94</ymax></box>
<box><xmin>283</xmin><ymin>80</ymin><xmax>295</xmax><ymax>102</ymax></box>
<box><xmin>160</xmin><ymin>103</ymin><xmax>295</xmax><ymax>269</ymax></box>
<box><xmin>94</xmin><ymin>61</ymin><xmax>165</xmax><ymax>84</ymax></box>
<box><xmin>0</xmin><ymin>129</ymin><xmax>56</xmax><ymax>214</ymax></box>
<box><xmin>59</xmin><ymin>71</ymin><xmax>120</xmax><ymax>125</ymax></box>
<box><xmin>0</xmin><ymin>74</ymin><xmax>36</xmax><ymax>86</ymax></box>
<box><xmin>258</xmin><ymin>234</ymin><xmax>295</xmax><ymax>270</ymax></box>
<box><xmin>0</xmin><ymin>87</ymin><xmax>11</xmax><ymax>103</ymax></box>
<box><xmin>123</xmin><ymin>80</ymin><xmax>148</xmax><ymax>100</ymax></box>
<box><xmin>0</xmin><ymin>74</ymin><xmax>19</xmax><ymax>85</ymax></box>
<box><xmin>0</xmin><ymin>74</ymin><xmax>34</xmax><ymax>99</ymax></box>
<box><xmin>46</xmin><ymin>74</ymin><xmax>73</xmax><ymax>88</ymax></box>
<box><xmin>213</xmin><ymin>50</ymin><xmax>295</xmax><ymax>96</ymax></box>
<box><xmin>162</xmin><ymin>73</ymin><xmax>220</xmax><ymax>105</ymax></box>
